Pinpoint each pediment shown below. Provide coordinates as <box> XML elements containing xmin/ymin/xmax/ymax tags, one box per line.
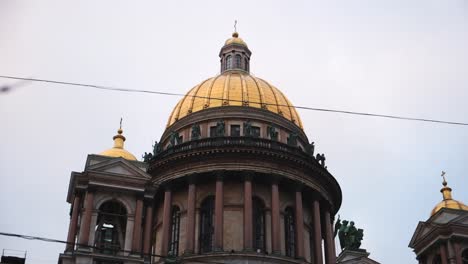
<box><xmin>409</xmin><ymin>221</ymin><xmax>433</xmax><ymax>247</ymax></box>
<box><xmin>409</xmin><ymin>209</ymin><xmax>468</xmax><ymax>248</ymax></box>
<box><xmin>85</xmin><ymin>155</ymin><xmax>150</xmax><ymax>180</ymax></box>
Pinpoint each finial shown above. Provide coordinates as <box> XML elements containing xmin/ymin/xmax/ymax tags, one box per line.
<box><xmin>439</xmin><ymin>171</ymin><xmax>453</xmax><ymax>201</ymax></box>
<box><xmin>441</xmin><ymin>171</ymin><xmax>447</xmax><ymax>186</ymax></box>
<box><xmin>232</xmin><ymin>20</ymin><xmax>239</xmax><ymax>38</ymax></box>
<box><xmin>118</xmin><ymin>118</ymin><xmax>123</xmax><ymax>134</ymax></box>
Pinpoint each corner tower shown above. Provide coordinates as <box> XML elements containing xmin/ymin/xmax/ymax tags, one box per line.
<box><xmin>409</xmin><ymin>172</ymin><xmax>468</xmax><ymax>264</ymax></box>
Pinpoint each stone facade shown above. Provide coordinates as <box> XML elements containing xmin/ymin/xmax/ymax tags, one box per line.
<box><xmin>58</xmin><ymin>32</ymin><xmax>342</xmax><ymax>264</ymax></box>
<box><xmin>409</xmin><ymin>208</ymin><xmax>468</xmax><ymax>264</ymax></box>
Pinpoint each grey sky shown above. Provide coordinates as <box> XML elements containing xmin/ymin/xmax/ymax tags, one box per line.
<box><xmin>1</xmin><ymin>1</ymin><xmax>467</xmax><ymax>263</ymax></box>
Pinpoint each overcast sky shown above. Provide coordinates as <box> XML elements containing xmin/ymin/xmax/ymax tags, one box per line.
<box><xmin>1</xmin><ymin>1</ymin><xmax>468</xmax><ymax>263</ymax></box>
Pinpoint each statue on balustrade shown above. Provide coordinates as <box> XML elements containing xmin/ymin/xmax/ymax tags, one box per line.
<box><xmin>267</xmin><ymin>124</ymin><xmax>278</xmax><ymax>140</ymax></box>
<box><xmin>316</xmin><ymin>153</ymin><xmax>326</xmax><ymax>167</ymax></box>
<box><xmin>334</xmin><ymin>216</ymin><xmax>364</xmax><ymax>251</ymax></box>
<box><xmin>216</xmin><ymin>120</ymin><xmax>225</xmax><ymax>136</ymax></box>
<box><xmin>244</xmin><ymin>120</ymin><xmax>253</xmax><ymax>137</ymax></box>
<box><xmin>287</xmin><ymin>132</ymin><xmax>298</xmax><ymax>146</ymax></box>
<box><xmin>191</xmin><ymin>124</ymin><xmax>201</xmax><ymax>140</ymax></box>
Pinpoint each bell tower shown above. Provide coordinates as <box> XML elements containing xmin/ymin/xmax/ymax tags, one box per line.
<box><xmin>58</xmin><ymin>127</ymin><xmax>154</xmax><ymax>264</ymax></box>
<box><xmin>409</xmin><ymin>172</ymin><xmax>468</xmax><ymax>264</ymax></box>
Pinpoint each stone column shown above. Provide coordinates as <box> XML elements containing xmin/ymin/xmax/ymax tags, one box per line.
<box><xmin>78</xmin><ymin>191</ymin><xmax>94</xmax><ymax>247</ymax></box>
<box><xmin>447</xmin><ymin>240</ymin><xmax>456</xmax><ymax>264</ymax></box>
<box><xmin>323</xmin><ymin>207</ymin><xmax>337</xmax><ymax>264</ymax></box>
<box><xmin>440</xmin><ymin>242</ymin><xmax>449</xmax><ymax>264</ymax></box>
<box><xmin>66</xmin><ymin>194</ymin><xmax>81</xmax><ymax>251</ymax></box>
<box><xmin>124</xmin><ymin>216</ymin><xmax>135</xmax><ymax>255</ymax></box>
<box><xmin>161</xmin><ymin>188</ymin><xmax>173</xmax><ymax>255</ymax></box>
<box><xmin>132</xmin><ymin>198</ymin><xmax>144</xmax><ymax>254</ymax></box>
<box><xmin>185</xmin><ymin>180</ymin><xmax>197</xmax><ymax>254</ymax></box>
<box><xmin>244</xmin><ymin>174</ymin><xmax>253</xmax><ymax>251</ymax></box>
<box><xmin>453</xmin><ymin>241</ymin><xmax>463</xmax><ymax>264</ymax></box>
<box><xmin>312</xmin><ymin>199</ymin><xmax>323</xmax><ymax>264</ymax></box>
<box><xmin>294</xmin><ymin>188</ymin><xmax>305</xmax><ymax>259</ymax></box>
<box><xmin>214</xmin><ymin>174</ymin><xmax>224</xmax><ymax>251</ymax></box>
<box><xmin>143</xmin><ymin>201</ymin><xmax>154</xmax><ymax>256</ymax></box>
<box><xmin>271</xmin><ymin>180</ymin><xmax>281</xmax><ymax>255</ymax></box>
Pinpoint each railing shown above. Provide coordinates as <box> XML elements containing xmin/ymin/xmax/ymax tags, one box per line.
<box><xmin>153</xmin><ymin>136</ymin><xmax>312</xmax><ymax>160</ymax></box>
<box><xmin>95</xmin><ymin>242</ymin><xmax>121</xmax><ymax>255</ymax></box>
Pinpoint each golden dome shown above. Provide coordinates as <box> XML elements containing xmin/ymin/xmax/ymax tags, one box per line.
<box><xmin>167</xmin><ymin>71</ymin><xmax>303</xmax><ymax>128</ymax></box>
<box><xmin>99</xmin><ymin>128</ymin><xmax>137</xmax><ymax>161</ymax></box>
<box><xmin>430</xmin><ymin>176</ymin><xmax>468</xmax><ymax>216</ymax></box>
<box><xmin>224</xmin><ymin>32</ymin><xmax>248</xmax><ymax>47</ymax></box>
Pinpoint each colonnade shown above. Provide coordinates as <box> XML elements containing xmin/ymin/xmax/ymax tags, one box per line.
<box><xmin>419</xmin><ymin>240</ymin><xmax>465</xmax><ymax>264</ymax></box>
<box><xmin>65</xmin><ymin>175</ymin><xmax>337</xmax><ymax>263</ymax></box>
<box><xmin>65</xmin><ymin>191</ymin><xmax>154</xmax><ymax>257</ymax></box>
<box><xmin>158</xmin><ymin>175</ymin><xmax>337</xmax><ymax>263</ymax></box>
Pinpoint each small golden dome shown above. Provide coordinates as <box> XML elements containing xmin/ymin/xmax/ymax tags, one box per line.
<box><xmin>99</xmin><ymin>128</ymin><xmax>137</xmax><ymax>161</ymax></box>
<box><xmin>224</xmin><ymin>32</ymin><xmax>248</xmax><ymax>47</ymax></box>
<box><xmin>430</xmin><ymin>176</ymin><xmax>468</xmax><ymax>216</ymax></box>
<box><xmin>167</xmin><ymin>71</ymin><xmax>303</xmax><ymax>128</ymax></box>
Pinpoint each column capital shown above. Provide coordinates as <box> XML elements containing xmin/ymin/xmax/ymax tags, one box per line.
<box><xmin>187</xmin><ymin>174</ymin><xmax>198</xmax><ymax>184</ymax></box>
<box><xmin>270</xmin><ymin>175</ymin><xmax>281</xmax><ymax>184</ymax></box>
<box><xmin>144</xmin><ymin>185</ymin><xmax>157</xmax><ymax>200</ymax></box>
<box><xmin>294</xmin><ymin>183</ymin><xmax>305</xmax><ymax>191</ymax></box>
<box><xmin>214</xmin><ymin>170</ymin><xmax>226</xmax><ymax>181</ymax></box>
<box><xmin>162</xmin><ymin>183</ymin><xmax>173</xmax><ymax>192</ymax></box>
<box><xmin>244</xmin><ymin>171</ymin><xmax>255</xmax><ymax>181</ymax></box>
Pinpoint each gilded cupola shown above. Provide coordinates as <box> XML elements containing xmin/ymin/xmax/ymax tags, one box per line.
<box><xmin>431</xmin><ymin>172</ymin><xmax>468</xmax><ymax>216</ymax></box>
<box><xmin>166</xmin><ymin>32</ymin><xmax>303</xmax><ymax>129</ymax></box>
<box><xmin>99</xmin><ymin>124</ymin><xmax>137</xmax><ymax>161</ymax></box>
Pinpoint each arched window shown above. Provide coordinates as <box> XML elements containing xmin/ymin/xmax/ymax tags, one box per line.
<box><xmin>235</xmin><ymin>54</ymin><xmax>241</xmax><ymax>69</ymax></box>
<box><xmin>94</xmin><ymin>201</ymin><xmax>127</xmax><ymax>255</ymax></box>
<box><xmin>169</xmin><ymin>206</ymin><xmax>181</xmax><ymax>256</ymax></box>
<box><xmin>226</xmin><ymin>55</ymin><xmax>232</xmax><ymax>70</ymax></box>
<box><xmin>252</xmin><ymin>197</ymin><xmax>266</xmax><ymax>252</ymax></box>
<box><xmin>244</xmin><ymin>58</ymin><xmax>249</xmax><ymax>72</ymax></box>
<box><xmin>284</xmin><ymin>207</ymin><xmax>296</xmax><ymax>258</ymax></box>
<box><xmin>462</xmin><ymin>248</ymin><xmax>468</xmax><ymax>264</ymax></box>
<box><xmin>199</xmin><ymin>196</ymin><xmax>215</xmax><ymax>253</ymax></box>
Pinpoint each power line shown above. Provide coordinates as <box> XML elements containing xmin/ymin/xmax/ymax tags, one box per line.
<box><xmin>1</xmin><ymin>75</ymin><xmax>467</xmax><ymax>126</ymax></box>
<box><xmin>0</xmin><ymin>231</ymin><xmax>276</xmax><ymax>264</ymax></box>
<box><xmin>0</xmin><ymin>231</ymin><xmax>166</xmax><ymax>258</ymax></box>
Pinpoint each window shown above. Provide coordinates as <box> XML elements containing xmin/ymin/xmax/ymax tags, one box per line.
<box><xmin>199</xmin><ymin>196</ymin><xmax>215</xmax><ymax>253</ymax></box>
<box><xmin>462</xmin><ymin>248</ymin><xmax>468</xmax><ymax>264</ymax></box>
<box><xmin>226</xmin><ymin>55</ymin><xmax>232</xmax><ymax>70</ymax></box>
<box><xmin>210</xmin><ymin>126</ymin><xmax>217</xmax><ymax>137</ymax></box>
<box><xmin>284</xmin><ymin>207</ymin><xmax>296</xmax><ymax>258</ymax></box>
<box><xmin>245</xmin><ymin>58</ymin><xmax>249</xmax><ymax>71</ymax></box>
<box><xmin>252</xmin><ymin>197</ymin><xmax>266</xmax><ymax>252</ymax></box>
<box><xmin>169</xmin><ymin>206</ymin><xmax>181</xmax><ymax>256</ymax></box>
<box><xmin>251</xmin><ymin>126</ymin><xmax>260</xmax><ymax>138</ymax></box>
<box><xmin>235</xmin><ymin>54</ymin><xmax>241</xmax><ymax>68</ymax></box>
<box><xmin>231</xmin><ymin>125</ymin><xmax>241</xmax><ymax>136</ymax></box>
<box><xmin>94</xmin><ymin>201</ymin><xmax>127</xmax><ymax>255</ymax></box>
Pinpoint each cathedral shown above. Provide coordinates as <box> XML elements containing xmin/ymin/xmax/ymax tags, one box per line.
<box><xmin>57</xmin><ymin>32</ymin><xmax>468</xmax><ymax>264</ymax></box>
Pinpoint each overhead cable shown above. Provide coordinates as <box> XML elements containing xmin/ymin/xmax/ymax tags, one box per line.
<box><xmin>1</xmin><ymin>75</ymin><xmax>467</xmax><ymax>126</ymax></box>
